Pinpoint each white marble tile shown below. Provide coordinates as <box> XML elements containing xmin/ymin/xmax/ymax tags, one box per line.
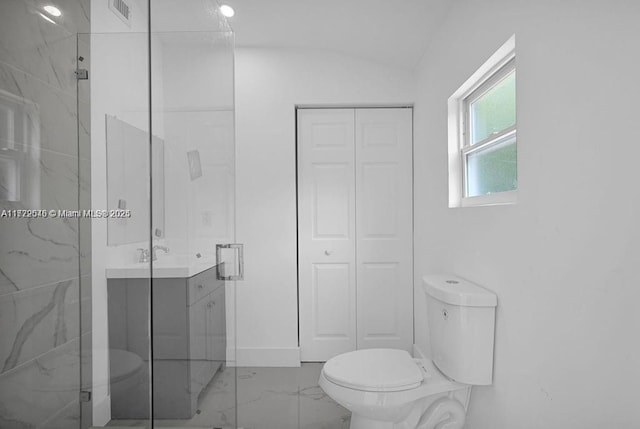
<box><xmin>80</xmin><ymin>331</ymin><xmax>91</xmax><ymax>387</ymax></box>
<box><xmin>0</xmin><ymin>61</ymin><xmax>80</xmax><ymax>158</ymax></box>
<box><xmin>0</xmin><ymin>0</ymin><xmax>81</xmax><ymax>95</ymax></box>
<box><xmin>0</xmin><ymin>215</ymin><xmax>79</xmax><ymax>294</ymax></box>
<box><xmin>40</xmin><ymin>398</ymin><xmax>81</xmax><ymax>429</ymax></box>
<box><xmin>79</xmin><ymin>238</ymin><xmax>91</xmax><ymax>288</ymax></box>
<box><xmin>234</xmin><ymin>365</ymin><xmax>350</xmax><ymax>429</ymax></box>
<box><xmin>108</xmin><ymin>364</ymin><xmax>350</xmax><ymax>429</ymax></box>
<box><xmin>0</xmin><ymin>338</ymin><xmax>81</xmax><ymax>428</ymax></box>
<box><xmin>78</xmin><ymin>98</ymin><xmax>91</xmax><ymax>160</ymax></box>
<box><xmin>81</xmin><ymin>396</ymin><xmax>93</xmax><ymax>429</ymax></box>
<box><xmin>36</xmin><ymin>148</ymin><xmax>82</xmax><ymax>211</ymax></box>
<box><xmin>18</xmin><ymin>0</ymin><xmax>91</xmax><ymax>38</ymax></box>
<box><xmin>0</xmin><ymin>141</ymin><xmax>84</xmax><ymax>293</ymax></box>
<box><xmin>0</xmin><ymin>1</ymin><xmax>89</xmax><ymax>428</ymax></box>
<box><xmin>77</xmin><ymin>34</ymin><xmax>91</xmax><ymax>106</ymax></box>
<box><xmin>79</xmin><ymin>157</ymin><xmax>92</xmax><ymax>276</ymax></box>
<box><xmin>75</xmin><ymin>20</ymin><xmax>90</xmax><ymax>161</ymax></box>
<box><xmin>80</xmin><ymin>275</ymin><xmax>92</xmax><ymax>335</ymax></box>
<box><xmin>0</xmin><ymin>278</ymin><xmax>80</xmax><ymax>373</ymax></box>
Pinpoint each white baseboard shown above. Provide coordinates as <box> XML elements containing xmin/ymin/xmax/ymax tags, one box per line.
<box><xmin>92</xmin><ymin>394</ymin><xmax>111</xmax><ymax>426</ymax></box>
<box><xmin>230</xmin><ymin>347</ymin><xmax>301</xmax><ymax>367</ymax></box>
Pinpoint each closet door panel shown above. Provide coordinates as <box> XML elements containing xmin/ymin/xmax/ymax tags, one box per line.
<box><xmin>361</xmin><ymin>162</ymin><xmax>399</xmax><ymax>238</ymax></box>
<box><xmin>298</xmin><ymin>109</ymin><xmax>357</xmax><ymax>361</ymax></box>
<box><xmin>355</xmin><ymin>108</ymin><xmax>413</xmax><ymax>351</ymax></box>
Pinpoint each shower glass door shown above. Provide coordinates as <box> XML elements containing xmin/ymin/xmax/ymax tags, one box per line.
<box><xmin>149</xmin><ymin>2</ymin><xmax>238</xmax><ymax>428</ymax></box>
<box><xmin>82</xmin><ymin>27</ymin><xmax>155</xmax><ymax>428</ymax></box>
<box><xmin>81</xmin><ymin>0</ymin><xmax>237</xmax><ymax>427</ymax></box>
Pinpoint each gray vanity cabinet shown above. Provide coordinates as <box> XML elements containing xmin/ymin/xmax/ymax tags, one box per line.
<box><xmin>186</xmin><ymin>273</ymin><xmax>226</xmax><ymax>401</ymax></box>
<box><xmin>108</xmin><ymin>265</ymin><xmax>226</xmax><ymax>419</ymax></box>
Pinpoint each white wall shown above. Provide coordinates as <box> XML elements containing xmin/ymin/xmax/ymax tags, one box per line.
<box><xmin>161</xmin><ymin>38</ymin><xmax>234</xmax><ymax>258</ymax></box>
<box><xmin>413</xmin><ymin>0</ymin><xmax>640</xmax><ymax>427</ymax></box>
<box><xmin>235</xmin><ymin>48</ymin><xmax>415</xmax><ymax>365</ymax></box>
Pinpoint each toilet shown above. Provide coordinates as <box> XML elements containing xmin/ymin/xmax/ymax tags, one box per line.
<box><xmin>319</xmin><ymin>274</ymin><xmax>497</xmax><ymax>429</ymax></box>
<box><xmin>109</xmin><ymin>348</ymin><xmax>149</xmax><ymax>418</ymax></box>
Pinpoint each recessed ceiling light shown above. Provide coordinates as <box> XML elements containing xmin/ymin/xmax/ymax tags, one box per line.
<box><xmin>43</xmin><ymin>5</ymin><xmax>62</xmax><ymax>17</ymax></box>
<box><xmin>220</xmin><ymin>4</ymin><xmax>235</xmax><ymax>18</ymax></box>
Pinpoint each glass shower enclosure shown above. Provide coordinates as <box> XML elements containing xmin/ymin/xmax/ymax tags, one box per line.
<box><xmin>84</xmin><ymin>0</ymin><xmax>239</xmax><ymax>427</ymax></box>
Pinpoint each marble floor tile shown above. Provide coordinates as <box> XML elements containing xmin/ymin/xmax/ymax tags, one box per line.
<box><xmin>107</xmin><ymin>363</ymin><xmax>351</xmax><ymax>429</ymax></box>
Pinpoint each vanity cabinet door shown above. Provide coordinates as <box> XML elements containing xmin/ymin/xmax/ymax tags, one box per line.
<box><xmin>188</xmin><ymin>288</ymin><xmax>217</xmax><ymax>395</ymax></box>
<box><xmin>109</xmin><ymin>267</ymin><xmax>224</xmax><ymax>419</ymax></box>
<box><xmin>153</xmin><ymin>278</ymin><xmax>189</xmax><ymax>359</ymax></box>
<box><xmin>210</xmin><ymin>285</ymin><xmax>226</xmax><ymax>365</ymax></box>
<box><xmin>189</xmin><ymin>283</ymin><xmax>225</xmax><ymax>396</ymax></box>
<box><xmin>189</xmin><ymin>294</ymin><xmax>208</xmax><ymax>367</ymax></box>
<box><xmin>187</xmin><ymin>268</ymin><xmax>217</xmax><ymax>305</ymax></box>
<box><xmin>189</xmin><ymin>295</ymin><xmax>208</xmax><ymax>399</ymax></box>
<box><xmin>188</xmin><ymin>267</ymin><xmax>220</xmax><ymax>365</ymax></box>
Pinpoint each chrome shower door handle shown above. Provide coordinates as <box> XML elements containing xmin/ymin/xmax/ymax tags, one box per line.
<box><xmin>216</xmin><ymin>243</ymin><xmax>244</xmax><ymax>281</ymax></box>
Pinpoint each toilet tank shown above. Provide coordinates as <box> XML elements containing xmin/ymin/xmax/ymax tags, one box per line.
<box><xmin>422</xmin><ymin>274</ymin><xmax>497</xmax><ymax>385</ymax></box>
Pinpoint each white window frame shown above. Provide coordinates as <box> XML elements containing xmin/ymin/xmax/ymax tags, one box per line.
<box><xmin>448</xmin><ymin>35</ymin><xmax>516</xmax><ymax>208</ymax></box>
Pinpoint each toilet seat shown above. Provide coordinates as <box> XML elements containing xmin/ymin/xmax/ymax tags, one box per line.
<box><xmin>322</xmin><ymin>349</ymin><xmax>424</xmax><ymax>392</ymax></box>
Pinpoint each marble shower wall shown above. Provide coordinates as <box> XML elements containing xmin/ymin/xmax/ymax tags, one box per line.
<box><xmin>0</xmin><ymin>0</ymin><xmax>91</xmax><ymax>428</ymax></box>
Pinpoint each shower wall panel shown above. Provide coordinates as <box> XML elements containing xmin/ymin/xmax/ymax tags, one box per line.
<box><xmin>0</xmin><ymin>0</ymin><xmax>91</xmax><ymax>427</ymax></box>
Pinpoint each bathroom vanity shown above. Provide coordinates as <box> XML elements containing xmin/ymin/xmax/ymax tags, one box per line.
<box><xmin>107</xmin><ymin>265</ymin><xmax>226</xmax><ymax>419</ymax></box>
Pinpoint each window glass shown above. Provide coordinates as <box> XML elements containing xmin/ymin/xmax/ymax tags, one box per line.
<box><xmin>470</xmin><ymin>71</ymin><xmax>516</xmax><ymax>145</ymax></box>
<box><xmin>466</xmin><ymin>135</ymin><xmax>517</xmax><ymax>197</ymax></box>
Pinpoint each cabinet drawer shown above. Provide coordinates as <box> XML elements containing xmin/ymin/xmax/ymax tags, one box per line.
<box><xmin>187</xmin><ymin>267</ymin><xmax>221</xmax><ymax>306</ymax></box>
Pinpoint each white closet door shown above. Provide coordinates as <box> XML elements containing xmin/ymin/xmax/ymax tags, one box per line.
<box><xmin>355</xmin><ymin>108</ymin><xmax>413</xmax><ymax>352</ymax></box>
<box><xmin>298</xmin><ymin>109</ymin><xmax>357</xmax><ymax>361</ymax></box>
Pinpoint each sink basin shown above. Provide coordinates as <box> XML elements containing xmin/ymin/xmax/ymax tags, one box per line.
<box><xmin>106</xmin><ymin>254</ymin><xmax>217</xmax><ymax>279</ymax></box>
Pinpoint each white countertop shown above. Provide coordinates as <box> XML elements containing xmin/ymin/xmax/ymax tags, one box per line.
<box><xmin>105</xmin><ymin>255</ymin><xmax>217</xmax><ymax>279</ymax></box>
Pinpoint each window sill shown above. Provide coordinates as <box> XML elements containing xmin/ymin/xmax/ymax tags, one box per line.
<box><xmin>460</xmin><ymin>190</ymin><xmax>517</xmax><ymax>208</ymax></box>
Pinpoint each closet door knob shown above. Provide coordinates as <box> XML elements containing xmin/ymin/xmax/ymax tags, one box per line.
<box><xmin>324</xmin><ymin>250</ymin><xmax>332</xmax><ymax>256</ymax></box>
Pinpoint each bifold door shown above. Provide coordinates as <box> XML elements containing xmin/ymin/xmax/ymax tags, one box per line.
<box><xmin>298</xmin><ymin>108</ymin><xmax>413</xmax><ymax>361</ymax></box>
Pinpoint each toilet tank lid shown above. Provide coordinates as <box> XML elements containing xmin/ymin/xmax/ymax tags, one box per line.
<box><xmin>422</xmin><ymin>274</ymin><xmax>497</xmax><ymax>307</ymax></box>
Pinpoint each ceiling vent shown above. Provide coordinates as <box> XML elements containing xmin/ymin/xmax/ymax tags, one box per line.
<box><xmin>109</xmin><ymin>0</ymin><xmax>131</xmax><ymax>26</ymax></box>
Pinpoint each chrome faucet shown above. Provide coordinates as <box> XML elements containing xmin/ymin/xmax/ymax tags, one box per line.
<box><xmin>136</xmin><ymin>245</ymin><xmax>169</xmax><ymax>263</ymax></box>
<box><xmin>152</xmin><ymin>245</ymin><xmax>169</xmax><ymax>261</ymax></box>
<box><xmin>136</xmin><ymin>248</ymin><xmax>150</xmax><ymax>263</ymax></box>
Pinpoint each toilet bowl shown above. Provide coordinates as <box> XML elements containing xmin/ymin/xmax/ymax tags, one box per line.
<box><xmin>109</xmin><ymin>348</ymin><xmax>149</xmax><ymax>418</ymax></box>
<box><xmin>319</xmin><ymin>349</ymin><xmax>468</xmax><ymax>429</ymax></box>
<box><xmin>319</xmin><ymin>275</ymin><xmax>498</xmax><ymax>429</ymax></box>
<box><xmin>109</xmin><ymin>348</ymin><xmax>146</xmax><ymax>391</ymax></box>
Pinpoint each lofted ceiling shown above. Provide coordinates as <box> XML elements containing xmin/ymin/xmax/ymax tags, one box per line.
<box><xmin>224</xmin><ymin>0</ymin><xmax>451</xmax><ymax>69</ymax></box>
<box><xmin>150</xmin><ymin>0</ymin><xmax>452</xmax><ymax>69</ymax></box>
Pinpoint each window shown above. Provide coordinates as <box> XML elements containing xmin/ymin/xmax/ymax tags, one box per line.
<box><xmin>448</xmin><ymin>36</ymin><xmax>516</xmax><ymax>207</ymax></box>
<box><xmin>463</xmin><ymin>60</ymin><xmax>516</xmax><ymax>199</ymax></box>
